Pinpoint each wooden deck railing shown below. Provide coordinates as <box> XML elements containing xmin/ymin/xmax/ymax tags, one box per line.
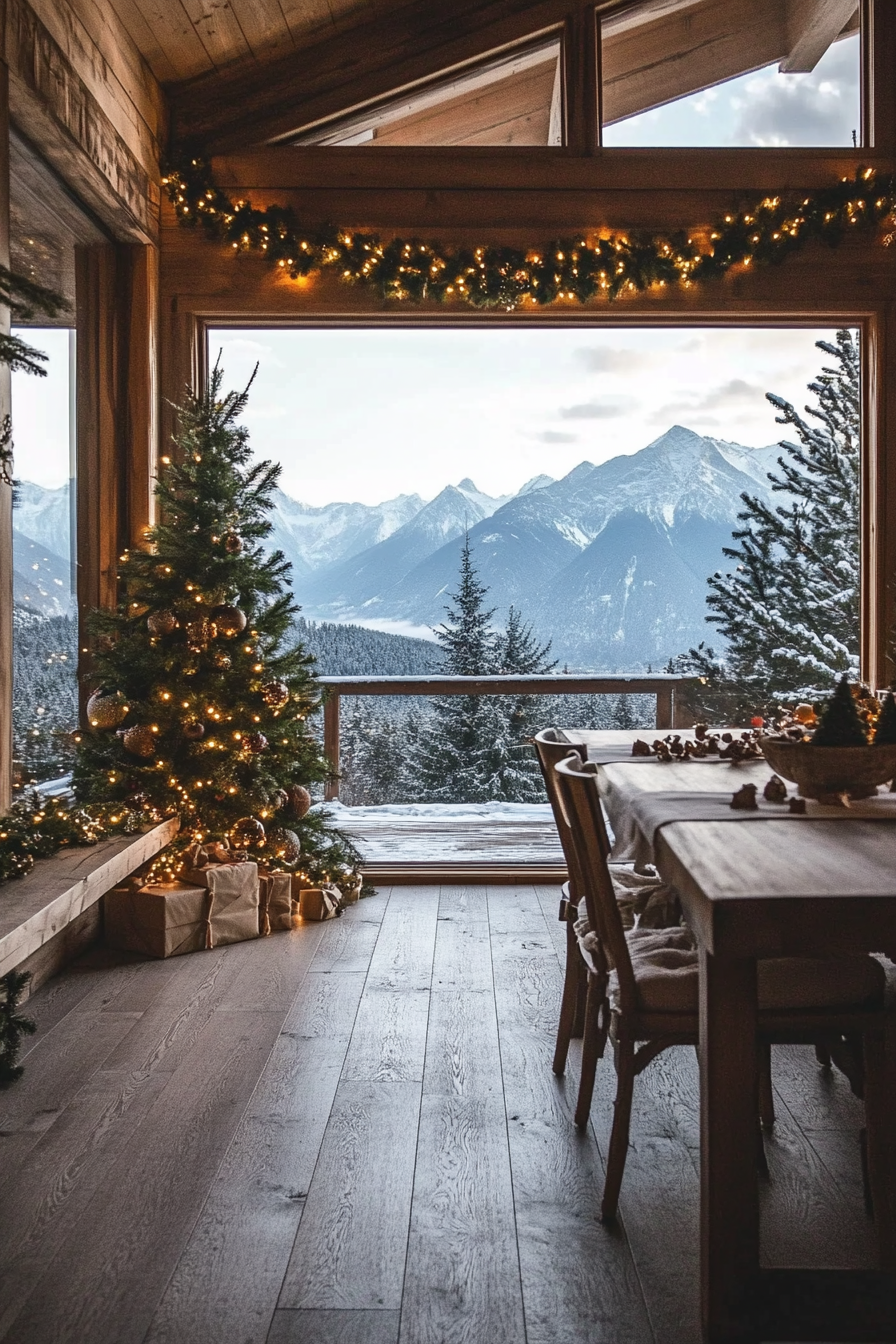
<box><xmin>318</xmin><ymin>673</ymin><xmax>695</xmax><ymax>800</ymax></box>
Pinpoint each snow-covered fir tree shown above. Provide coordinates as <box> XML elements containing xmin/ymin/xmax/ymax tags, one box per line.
<box><xmin>678</xmin><ymin>330</ymin><xmax>860</xmax><ymax>718</ymax></box>
<box><xmin>411</xmin><ymin>536</ymin><xmax>551</xmax><ymax>802</ymax></box>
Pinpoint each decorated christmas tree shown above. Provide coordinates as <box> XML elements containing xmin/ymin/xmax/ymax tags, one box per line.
<box><xmin>72</xmin><ymin>365</ymin><xmax>360</xmax><ymax>886</ymax></box>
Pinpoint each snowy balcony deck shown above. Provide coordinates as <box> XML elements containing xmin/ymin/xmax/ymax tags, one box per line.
<box><xmin>329</xmin><ymin>801</ymin><xmax>565</xmax><ymax>876</ymax></box>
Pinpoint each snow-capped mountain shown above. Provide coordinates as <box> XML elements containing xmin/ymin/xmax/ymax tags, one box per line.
<box><xmin>298</xmin><ymin>479</ymin><xmax>512</xmax><ymax>617</ymax></box>
<box><xmin>13</xmin><ymin>481</ymin><xmax>72</xmax><ymax>558</ymax></box>
<box><xmin>267</xmin><ymin>488</ymin><xmax>425</xmax><ymax>577</ymax></box>
<box><xmin>297</xmin><ymin>427</ymin><xmax>779</xmax><ymax>664</ymax></box>
<box><xmin>12</xmin><ymin>428</ymin><xmax>784</xmax><ymax>662</ymax></box>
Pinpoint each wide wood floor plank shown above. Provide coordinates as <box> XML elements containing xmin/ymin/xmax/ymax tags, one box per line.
<box><xmin>0</xmin><ymin>1010</ymin><xmax>142</xmax><ymax>1137</ymax></box>
<box><xmin>534</xmin><ymin>884</ymin><xmax>570</xmax><ymax>965</ymax></box>
<box><xmin>400</xmin><ymin>1096</ymin><xmax>524</xmax><ymax>1344</ymax></box>
<box><xmin>341</xmin><ymin>988</ymin><xmax>430</xmax><ymax>1083</ymax></box>
<box><xmin>432</xmin><ymin>916</ymin><xmax>494</xmax><ymax>994</ymax></box>
<box><xmin>490</xmin><ymin>929</ymin><xmax>655</xmax><ymax>1344</ymax></box>
<box><xmin>437</xmin><ymin>885</ymin><xmax>489</xmax><ymax>923</ymax></box>
<box><xmin>0</xmin><ymin>1067</ymin><xmax>173</xmax><ymax>1339</ymax></box>
<box><xmin>212</xmin><ymin>923</ymin><xmax>328</xmax><ymax>1012</ymax></box>
<box><xmin>144</xmin><ymin>974</ymin><xmax>367</xmax><ymax>1344</ymax></box>
<box><xmin>364</xmin><ymin>888</ymin><xmax>439</xmax><ymax>992</ymax></box>
<box><xmin>486</xmin><ymin>885</ymin><xmax>551</xmax><ymax>937</ymax></box>
<box><xmin>306</xmin><ymin>918</ymin><xmax>382</xmax><ymax>976</ymax></box>
<box><xmin>4</xmin><ymin>1009</ymin><xmax>284</xmax><ymax>1344</ymax></box>
<box><xmin>279</xmin><ymin>1081</ymin><xmax>421</xmax><ymax>1310</ymax></box>
<box><xmin>268</xmin><ymin>1309</ymin><xmax>400</xmax><ymax>1343</ymax></box>
<box><xmin>402</xmin><ymin>968</ymin><xmax>523</xmax><ymax>1344</ymax></box>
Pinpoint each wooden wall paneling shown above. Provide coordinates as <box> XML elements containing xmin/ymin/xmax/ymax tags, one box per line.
<box><xmin>110</xmin><ymin>0</ymin><xmax>214</xmax><ymax>85</ymax></box>
<box><xmin>4</xmin><ymin>0</ymin><xmax>160</xmax><ymax>244</ymax></box>
<box><xmin>21</xmin><ymin>0</ymin><xmax>164</xmax><ymax>178</ymax></box>
<box><xmin>0</xmin><ymin>59</ymin><xmax>11</xmax><ymax>813</ymax></box>
<box><xmin>122</xmin><ymin>243</ymin><xmax>160</xmax><ymax>543</ymax></box>
<box><xmin>865</xmin><ymin>0</ymin><xmax>896</xmax><ymax>153</ymax></box>
<box><xmin>76</xmin><ymin>242</ymin><xmax>160</xmax><ymax>713</ymax></box>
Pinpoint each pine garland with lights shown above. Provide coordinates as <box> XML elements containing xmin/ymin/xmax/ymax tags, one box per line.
<box><xmin>163</xmin><ymin>154</ymin><xmax>896</xmax><ymax>309</ymax></box>
<box><xmin>0</xmin><ymin>791</ymin><xmax>156</xmax><ymax>882</ymax></box>
<box><xmin>70</xmin><ymin>365</ymin><xmax>362</xmax><ymax>888</ymax></box>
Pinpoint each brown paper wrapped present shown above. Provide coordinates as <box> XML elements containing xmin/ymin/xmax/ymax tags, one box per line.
<box><xmin>105</xmin><ymin>882</ymin><xmax>211</xmax><ymax>958</ymax></box>
<box><xmin>259</xmin><ymin>872</ymin><xmax>294</xmax><ymax>934</ymax></box>
<box><xmin>298</xmin><ymin>885</ymin><xmax>342</xmax><ymax>922</ymax></box>
<box><xmin>106</xmin><ymin>866</ymin><xmax>260</xmax><ymax>959</ymax></box>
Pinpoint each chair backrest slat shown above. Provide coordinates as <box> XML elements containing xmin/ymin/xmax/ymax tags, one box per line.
<box><xmin>554</xmin><ymin>754</ymin><xmax>637</xmax><ymax>1009</ymax></box>
<box><xmin>534</xmin><ymin>729</ymin><xmax>587</xmax><ymax>899</ymax></box>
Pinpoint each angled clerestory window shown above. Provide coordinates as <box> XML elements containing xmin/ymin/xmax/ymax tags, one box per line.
<box><xmin>600</xmin><ymin>0</ymin><xmax>862</xmax><ymax>148</ymax></box>
<box><xmin>294</xmin><ymin>33</ymin><xmax>564</xmax><ymax>147</ymax></box>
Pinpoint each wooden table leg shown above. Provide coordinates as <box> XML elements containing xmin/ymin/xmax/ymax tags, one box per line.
<box><xmin>700</xmin><ymin>948</ymin><xmax>759</xmax><ymax>1344</ymax></box>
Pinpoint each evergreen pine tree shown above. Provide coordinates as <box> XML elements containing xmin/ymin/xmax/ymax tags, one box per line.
<box><xmin>680</xmin><ymin>330</ymin><xmax>860</xmax><ymax>719</ymax></box>
<box><xmin>0</xmin><ymin>971</ymin><xmax>36</xmax><ymax>1088</ymax></box>
<box><xmin>72</xmin><ymin>366</ymin><xmax>359</xmax><ymax>882</ymax></box>
<box><xmin>412</xmin><ymin>534</ymin><xmax>497</xmax><ymax>802</ymax></box>
<box><xmin>483</xmin><ymin>604</ymin><xmax>557</xmax><ymax>802</ymax></box>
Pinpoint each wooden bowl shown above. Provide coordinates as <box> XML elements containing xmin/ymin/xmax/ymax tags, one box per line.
<box><xmin>759</xmin><ymin>737</ymin><xmax>896</xmax><ymax>799</ymax></box>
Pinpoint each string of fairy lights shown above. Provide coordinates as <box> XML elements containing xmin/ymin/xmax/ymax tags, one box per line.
<box><xmin>163</xmin><ymin>154</ymin><xmax>896</xmax><ymax>308</ymax></box>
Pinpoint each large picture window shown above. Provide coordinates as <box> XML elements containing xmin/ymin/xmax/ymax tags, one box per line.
<box><xmin>11</xmin><ymin>328</ymin><xmax>78</xmax><ymax>789</ymax></box>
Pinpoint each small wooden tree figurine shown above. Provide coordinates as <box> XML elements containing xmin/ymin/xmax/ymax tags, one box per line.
<box><xmin>811</xmin><ymin>675</ymin><xmax>869</xmax><ymax>747</ymax></box>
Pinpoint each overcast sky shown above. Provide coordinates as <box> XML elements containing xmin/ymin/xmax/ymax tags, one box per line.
<box><xmin>204</xmin><ymin>326</ymin><xmax>851</xmax><ymax>505</ymax></box>
<box><xmin>13</xmin><ymin>325</ymin><xmax>853</xmax><ymax>501</ymax></box>
<box><xmin>604</xmin><ymin>33</ymin><xmax>860</xmax><ymax>148</ymax></box>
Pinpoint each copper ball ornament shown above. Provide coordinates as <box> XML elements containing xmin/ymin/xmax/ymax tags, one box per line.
<box><xmin>268</xmin><ymin>827</ymin><xmax>301</xmax><ymax>864</ymax></box>
<box><xmin>285</xmin><ymin>784</ymin><xmax>312</xmax><ymax>819</ymax></box>
<box><xmin>223</xmin><ymin>532</ymin><xmax>243</xmax><ymax>554</ymax></box>
<box><xmin>210</xmin><ymin>604</ymin><xmax>247</xmax><ymax>638</ymax></box>
<box><xmin>120</xmin><ymin>725</ymin><xmax>156</xmax><ymax>758</ymax></box>
<box><xmin>182</xmin><ymin>719</ymin><xmax>205</xmax><ymax>741</ymax></box>
<box><xmin>244</xmin><ymin>731</ymin><xmax>268</xmax><ymax>754</ymax></box>
<box><xmin>87</xmin><ymin>690</ymin><xmax>129</xmax><ymax>730</ymax></box>
<box><xmin>146</xmin><ymin>610</ymin><xmax>178</xmax><ymax>637</ymax></box>
<box><xmin>261</xmin><ymin>679</ymin><xmax>289</xmax><ymax>709</ymax></box>
<box><xmin>272</xmin><ymin>788</ymin><xmax>289</xmax><ymax>810</ymax></box>
<box><xmin>213</xmin><ymin>651</ymin><xmax>232</xmax><ymax>670</ymax></box>
<box><xmin>230</xmin><ymin>816</ymin><xmax>265</xmax><ymax>849</ymax></box>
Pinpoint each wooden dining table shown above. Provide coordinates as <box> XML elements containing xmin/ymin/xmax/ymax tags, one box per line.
<box><xmin>561</xmin><ymin>729</ymin><xmax>896</xmax><ymax>1344</ymax></box>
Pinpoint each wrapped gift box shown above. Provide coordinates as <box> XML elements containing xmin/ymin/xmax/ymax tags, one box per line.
<box><xmin>259</xmin><ymin>872</ymin><xmax>293</xmax><ymax>934</ymax></box>
<box><xmin>105</xmin><ymin>869</ymin><xmax>260</xmax><ymax>959</ymax></box>
<box><xmin>297</xmin><ymin>885</ymin><xmax>342</xmax><ymax>922</ymax></box>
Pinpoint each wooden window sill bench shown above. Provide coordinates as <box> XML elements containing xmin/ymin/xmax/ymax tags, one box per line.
<box><xmin>0</xmin><ymin>818</ymin><xmax>179</xmax><ymax>995</ymax></box>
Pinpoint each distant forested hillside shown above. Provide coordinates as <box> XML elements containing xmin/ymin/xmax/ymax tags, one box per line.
<box><xmin>294</xmin><ymin>617</ymin><xmax>441</xmax><ymax>676</ymax></box>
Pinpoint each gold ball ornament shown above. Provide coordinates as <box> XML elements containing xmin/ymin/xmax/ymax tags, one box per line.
<box><xmin>213</xmin><ymin>651</ymin><xmax>232</xmax><ymax>670</ymax></box>
<box><xmin>244</xmin><ymin>731</ymin><xmax>268</xmax><ymax>754</ymax></box>
<box><xmin>268</xmin><ymin>827</ymin><xmax>301</xmax><ymax>864</ymax></box>
<box><xmin>210</xmin><ymin>604</ymin><xmax>247</xmax><ymax>638</ymax></box>
<box><xmin>146</xmin><ymin>610</ymin><xmax>178</xmax><ymax>637</ymax></box>
<box><xmin>285</xmin><ymin>785</ymin><xmax>312</xmax><ymax>819</ymax></box>
<box><xmin>87</xmin><ymin>690</ymin><xmax>129</xmax><ymax>730</ymax></box>
<box><xmin>261</xmin><ymin>680</ymin><xmax>289</xmax><ymax>708</ymax></box>
<box><xmin>120</xmin><ymin>725</ymin><xmax>156</xmax><ymax>758</ymax></box>
<box><xmin>182</xmin><ymin>719</ymin><xmax>205</xmax><ymax>740</ymax></box>
<box><xmin>223</xmin><ymin>532</ymin><xmax>243</xmax><ymax>554</ymax></box>
<box><xmin>272</xmin><ymin>788</ymin><xmax>289</xmax><ymax>810</ymax></box>
<box><xmin>230</xmin><ymin>816</ymin><xmax>265</xmax><ymax>849</ymax></box>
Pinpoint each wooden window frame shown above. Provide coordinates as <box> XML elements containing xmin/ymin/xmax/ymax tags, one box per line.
<box><xmin>161</xmin><ymin>305</ymin><xmax>894</xmax><ymax>693</ymax></box>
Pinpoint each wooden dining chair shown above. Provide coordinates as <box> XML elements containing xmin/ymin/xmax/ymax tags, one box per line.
<box><xmin>554</xmin><ymin>752</ymin><xmax>895</xmax><ymax>1226</ymax></box>
<box><xmin>534</xmin><ymin>728</ymin><xmax>680</xmax><ymax>1086</ymax></box>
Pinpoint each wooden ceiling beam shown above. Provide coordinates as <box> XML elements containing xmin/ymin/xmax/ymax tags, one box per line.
<box><xmin>168</xmin><ymin>0</ymin><xmax>576</xmax><ymax>152</ymax></box>
<box><xmin>781</xmin><ymin>0</ymin><xmax>859</xmax><ymax>73</ymax></box>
